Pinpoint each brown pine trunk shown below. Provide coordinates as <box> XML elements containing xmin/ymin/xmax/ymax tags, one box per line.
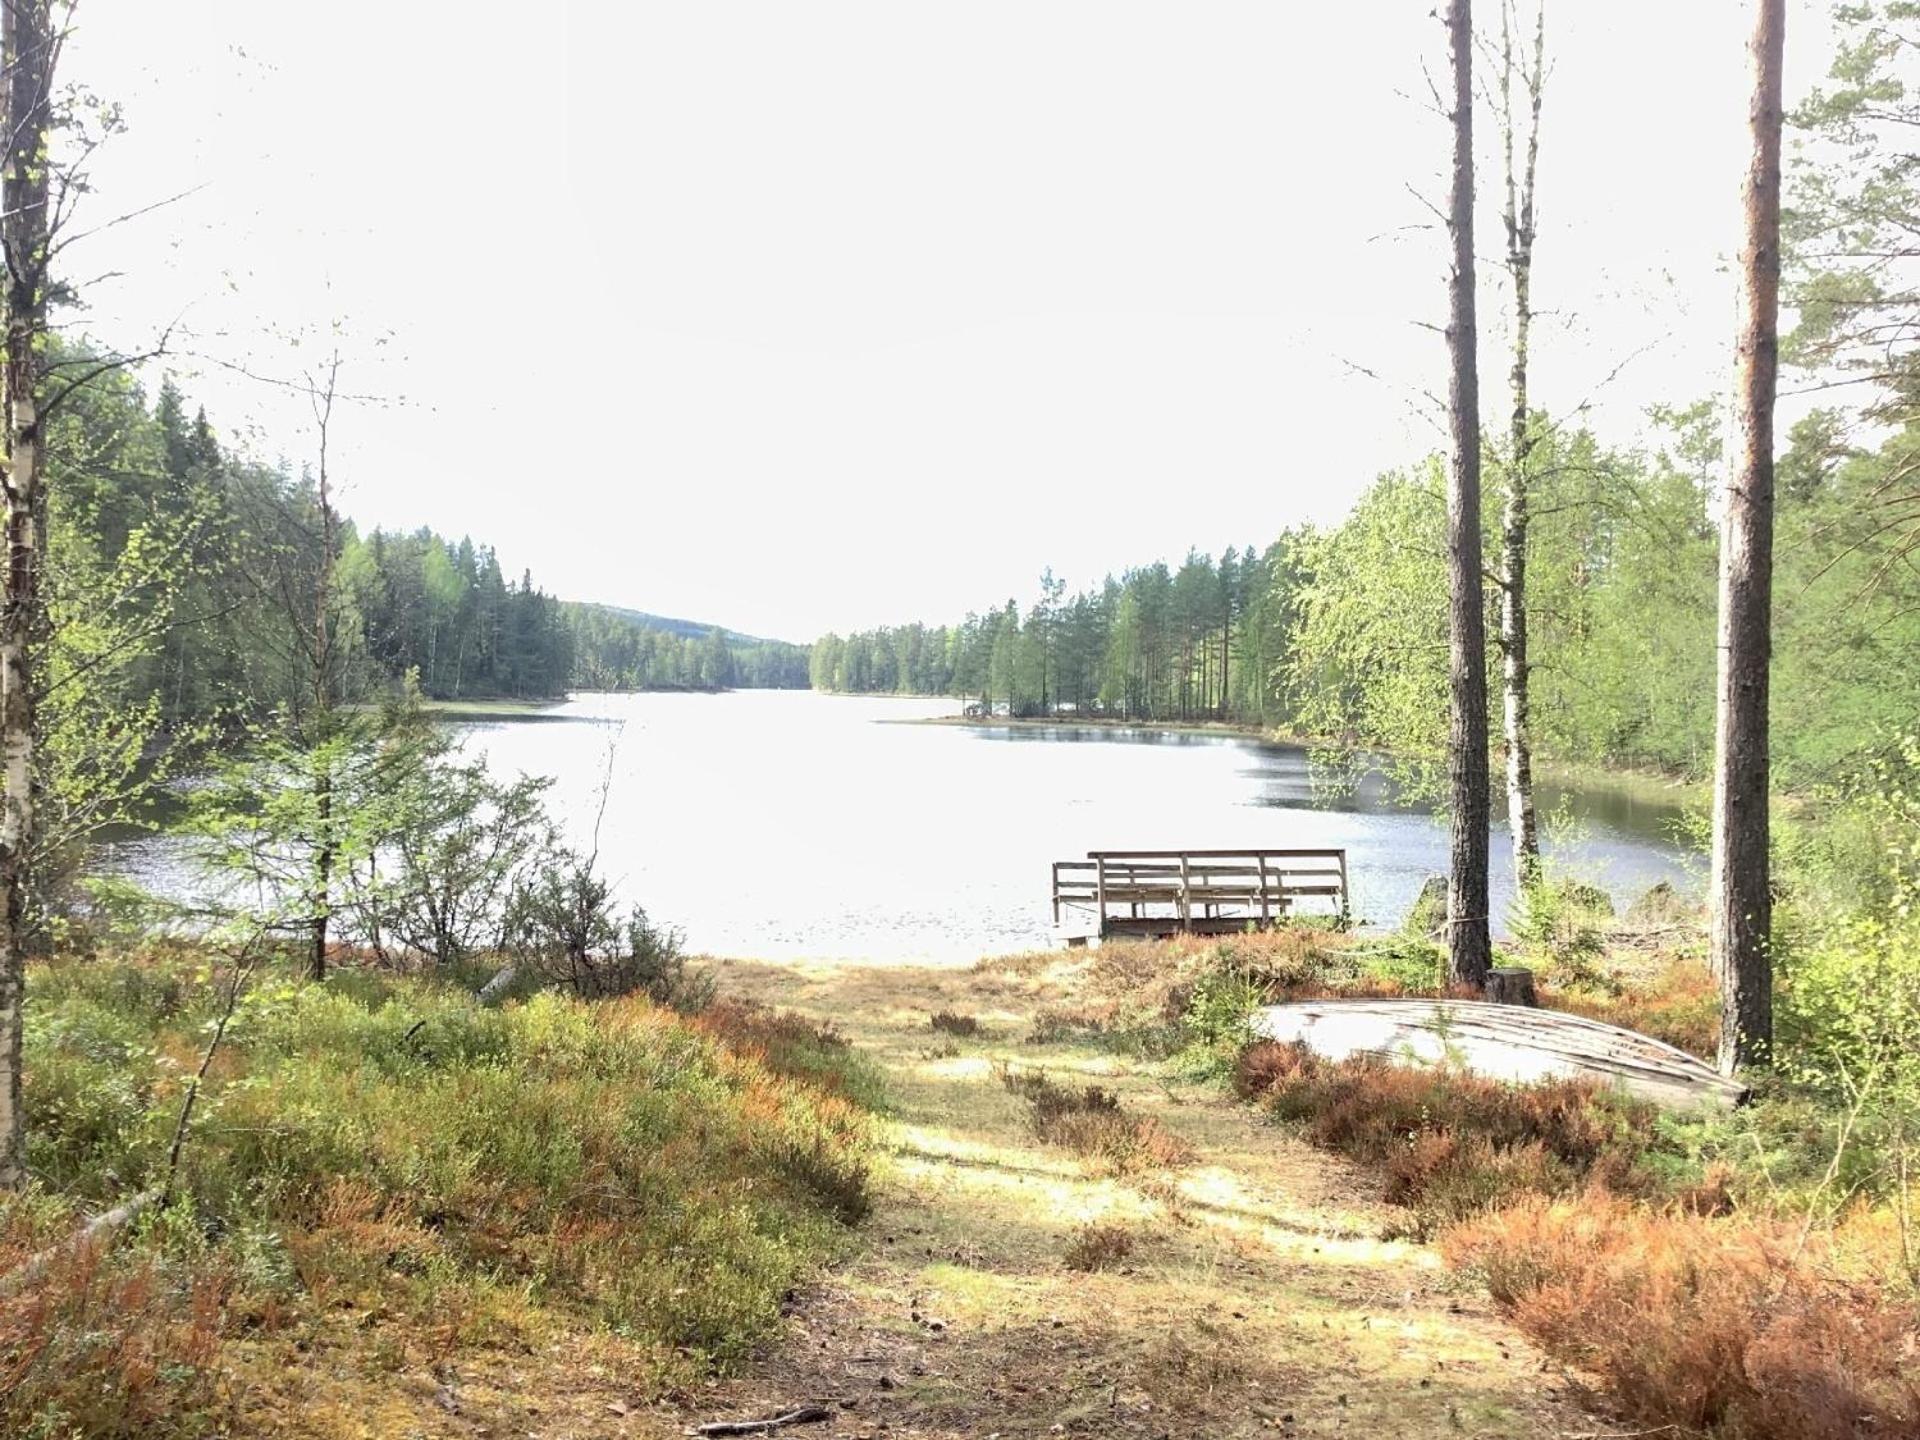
<box><xmin>1220</xmin><ymin>608</ymin><xmax>1231</xmax><ymax>722</ymax></box>
<box><xmin>0</xmin><ymin>0</ymin><xmax>53</xmax><ymax>1192</ymax></box>
<box><xmin>1711</xmin><ymin>0</ymin><xmax>1784</xmax><ymax>1075</ymax></box>
<box><xmin>1444</xmin><ymin>0</ymin><xmax>1492</xmax><ymax>989</ymax></box>
<box><xmin>1499</xmin><ymin>3</ymin><xmax>1546</xmax><ymax>894</ymax></box>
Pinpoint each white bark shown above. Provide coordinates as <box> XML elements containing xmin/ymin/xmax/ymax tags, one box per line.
<box><xmin>0</xmin><ymin>0</ymin><xmax>54</xmax><ymax>1193</ymax></box>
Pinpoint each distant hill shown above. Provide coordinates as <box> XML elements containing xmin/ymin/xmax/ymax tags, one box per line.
<box><xmin>562</xmin><ymin>602</ymin><xmax>810</xmax><ymax>690</ymax></box>
<box><xmin>582</xmin><ymin>603</ymin><xmax>795</xmax><ymax>649</ymax></box>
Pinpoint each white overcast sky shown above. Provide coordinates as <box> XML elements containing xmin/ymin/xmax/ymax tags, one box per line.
<box><xmin>61</xmin><ymin>1</ymin><xmax>1834</xmax><ymax>642</ymax></box>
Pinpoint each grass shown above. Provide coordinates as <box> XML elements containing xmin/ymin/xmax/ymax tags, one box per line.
<box><xmin>2</xmin><ymin>947</ymin><xmax>878</xmax><ymax>1438</ymax></box>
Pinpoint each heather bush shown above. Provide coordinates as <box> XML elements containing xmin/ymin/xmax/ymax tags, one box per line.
<box><xmin>1444</xmin><ymin>1193</ymin><xmax>1920</xmax><ymax>1440</ymax></box>
<box><xmin>1544</xmin><ymin>958</ymin><xmax>1720</xmax><ymax>1060</ymax></box>
<box><xmin>1234</xmin><ymin>1040</ymin><xmax>1664</xmax><ymax>1235</ymax></box>
<box><xmin>0</xmin><ymin>1203</ymin><xmax>229</xmax><ymax>1440</ymax></box>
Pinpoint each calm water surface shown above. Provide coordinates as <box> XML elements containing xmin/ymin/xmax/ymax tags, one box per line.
<box><xmin>105</xmin><ymin>690</ymin><xmax>1700</xmax><ymax>963</ymax></box>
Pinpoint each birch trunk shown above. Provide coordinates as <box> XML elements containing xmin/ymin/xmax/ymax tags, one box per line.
<box><xmin>0</xmin><ymin>0</ymin><xmax>53</xmax><ymax>1192</ymax></box>
<box><xmin>1711</xmin><ymin>0</ymin><xmax>1784</xmax><ymax>1074</ymax></box>
<box><xmin>305</xmin><ymin>359</ymin><xmax>340</xmax><ymax>984</ymax></box>
<box><xmin>1444</xmin><ymin>0</ymin><xmax>1493</xmax><ymax>989</ymax></box>
<box><xmin>1499</xmin><ymin>3</ymin><xmax>1546</xmax><ymax>894</ymax></box>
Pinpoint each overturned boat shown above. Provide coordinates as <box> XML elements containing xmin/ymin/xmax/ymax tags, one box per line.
<box><xmin>1250</xmin><ymin>997</ymin><xmax>1748</xmax><ymax>1109</ymax></box>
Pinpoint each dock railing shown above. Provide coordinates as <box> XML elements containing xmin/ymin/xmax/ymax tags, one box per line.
<box><xmin>1052</xmin><ymin>848</ymin><xmax>1349</xmax><ymax>941</ymax></box>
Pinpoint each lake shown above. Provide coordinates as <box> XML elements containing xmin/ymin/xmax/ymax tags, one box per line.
<box><xmin>101</xmin><ymin>689</ymin><xmax>1701</xmax><ymax>964</ymax></box>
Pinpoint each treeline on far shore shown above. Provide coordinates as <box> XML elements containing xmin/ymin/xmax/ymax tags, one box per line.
<box><xmin>808</xmin><ymin>405</ymin><xmax>1920</xmax><ymax>791</ymax></box>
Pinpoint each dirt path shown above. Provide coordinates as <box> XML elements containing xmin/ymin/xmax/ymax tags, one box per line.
<box><xmin>645</xmin><ymin>955</ymin><xmax>1587</xmax><ymax>1440</ymax></box>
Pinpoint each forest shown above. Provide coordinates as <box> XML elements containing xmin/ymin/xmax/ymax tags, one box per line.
<box><xmin>51</xmin><ymin>361</ymin><xmax>803</xmax><ymax>736</ymax></box>
<box><xmin>811</xmin><ymin>402</ymin><xmax>1911</xmax><ymax>789</ymax></box>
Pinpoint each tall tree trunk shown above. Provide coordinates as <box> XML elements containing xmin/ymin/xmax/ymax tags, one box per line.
<box><xmin>1444</xmin><ymin>0</ymin><xmax>1493</xmax><ymax>988</ymax></box>
<box><xmin>1712</xmin><ymin>0</ymin><xmax>1784</xmax><ymax>1075</ymax></box>
<box><xmin>1498</xmin><ymin>2</ymin><xmax>1546</xmax><ymax>894</ymax></box>
<box><xmin>0</xmin><ymin>0</ymin><xmax>53</xmax><ymax>1192</ymax></box>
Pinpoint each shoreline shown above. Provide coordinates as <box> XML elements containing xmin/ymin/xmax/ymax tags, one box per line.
<box><xmin>892</xmin><ymin>711</ymin><xmax>1319</xmax><ymax>747</ymax></box>
<box><xmin>887</xmin><ymin>708</ymin><xmax>1709</xmax><ymax>807</ymax></box>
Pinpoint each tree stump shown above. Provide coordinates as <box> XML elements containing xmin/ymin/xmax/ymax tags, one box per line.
<box><xmin>1485</xmin><ymin>966</ymin><xmax>1538</xmax><ymax>1007</ymax></box>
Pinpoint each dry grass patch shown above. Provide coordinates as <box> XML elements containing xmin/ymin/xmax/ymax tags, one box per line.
<box><xmin>1063</xmin><ymin>1221</ymin><xmax>1136</xmax><ymax>1272</ymax></box>
<box><xmin>999</xmin><ymin>1065</ymin><xmax>1196</xmax><ymax>1176</ymax></box>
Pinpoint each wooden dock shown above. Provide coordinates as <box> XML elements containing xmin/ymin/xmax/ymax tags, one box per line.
<box><xmin>1051</xmin><ymin>848</ymin><xmax>1349</xmax><ymax>942</ymax></box>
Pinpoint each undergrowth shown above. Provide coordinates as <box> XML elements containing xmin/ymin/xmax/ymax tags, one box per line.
<box><xmin>2</xmin><ymin>948</ymin><xmax>880</xmax><ymax>1437</ymax></box>
<box><xmin>1167</xmin><ymin>911</ymin><xmax>1920</xmax><ymax>1440</ymax></box>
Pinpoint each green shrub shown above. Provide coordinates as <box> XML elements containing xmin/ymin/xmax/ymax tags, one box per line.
<box><xmin>505</xmin><ymin>847</ymin><xmax>714</xmax><ymax>1009</ymax></box>
<box><xmin>1174</xmin><ymin>960</ymin><xmax>1268</xmax><ymax>1080</ymax></box>
<box><xmin>1510</xmin><ymin>874</ymin><xmax>1615</xmax><ymax>989</ymax></box>
<box><xmin>1403</xmin><ymin>875</ymin><xmax>1448</xmax><ymax>938</ymax></box>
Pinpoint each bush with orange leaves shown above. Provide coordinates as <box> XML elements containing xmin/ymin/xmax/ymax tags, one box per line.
<box><xmin>0</xmin><ymin>1201</ymin><xmax>228</xmax><ymax>1438</ymax></box>
<box><xmin>1542</xmin><ymin>958</ymin><xmax>1720</xmax><ymax>1061</ymax></box>
<box><xmin>1233</xmin><ymin>1038</ymin><xmax>1665</xmax><ymax>1235</ymax></box>
<box><xmin>1443</xmin><ymin>1192</ymin><xmax>1920</xmax><ymax>1440</ymax></box>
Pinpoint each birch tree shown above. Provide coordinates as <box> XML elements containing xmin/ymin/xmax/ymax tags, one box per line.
<box><xmin>0</xmin><ymin>0</ymin><xmax>57</xmax><ymax>1191</ymax></box>
<box><xmin>1711</xmin><ymin>0</ymin><xmax>1785</xmax><ymax>1074</ymax></box>
<box><xmin>1444</xmin><ymin>0</ymin><xmax>1493</xmax><ymax>988</ymax></box>
<box><xmin>1495</xmin><ymin>0</ymin><xmax>1546</xmax><ymax>893</ymax></box>
<box><xmin>304</xmin><ymin>353</ymin><xmax>341</xmax><ymax>980</ymax></box>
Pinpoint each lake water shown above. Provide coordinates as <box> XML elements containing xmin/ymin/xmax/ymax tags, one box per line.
<box><xmin>103</xmin><ymin>689</ymin><xmax>1701</xmax><ymax>964</ymax></box>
